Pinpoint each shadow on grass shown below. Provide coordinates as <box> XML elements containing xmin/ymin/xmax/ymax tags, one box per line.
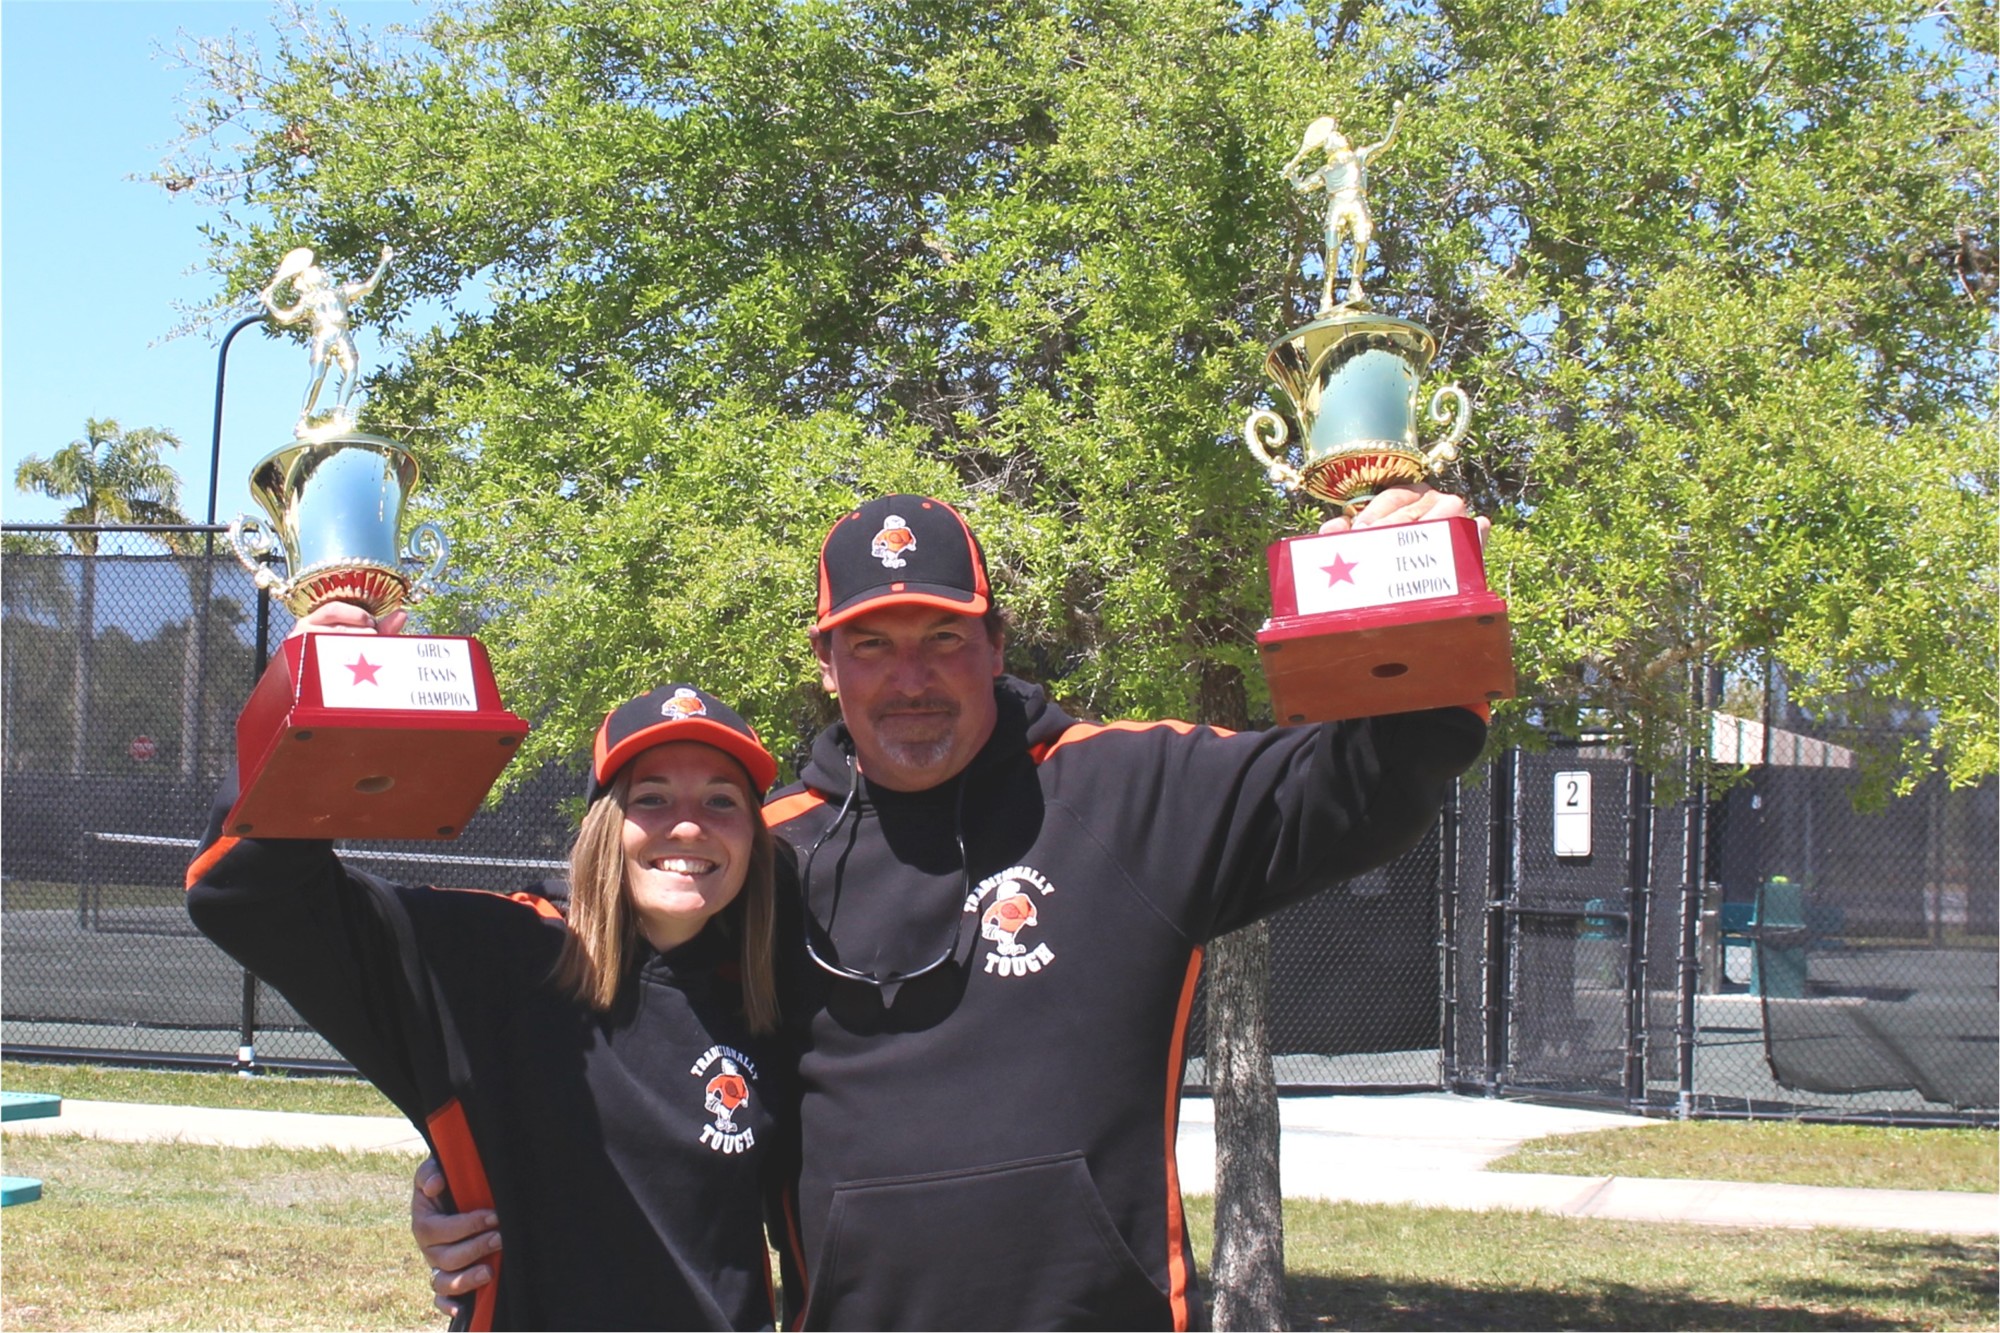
<box><xmin>1764</xmin><ymin>1234</ymin><xmax>2000</xmax><ymax>1317</ymax></box>
<box><xmin>1286</xmin><ymin>1236</ymin><xmax>1999</xmax><ymax>1331</ymax></box>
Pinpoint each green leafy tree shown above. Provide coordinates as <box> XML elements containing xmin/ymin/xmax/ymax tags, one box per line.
<box><xmin>14</xmin><ymin>419</ymin><xmax>187</xmax><ymax>774</ymax></box>
<box><xmin>168</xmin><ymin>0</ymin><xmax>1994</xmax><ymax>1319</ymax></box>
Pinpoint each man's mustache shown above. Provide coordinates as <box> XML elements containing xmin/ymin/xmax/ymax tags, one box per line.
<box><xmin>869</xmin><ymin>695</ymin><xmax>961</xmax><ymax>722</ymax></box>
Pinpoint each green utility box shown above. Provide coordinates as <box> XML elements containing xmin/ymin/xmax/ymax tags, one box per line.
<box><xmin>1578</xmin><ymin>897</ymin><xmax>1622</xmax><ymax>988</ymax></box>
<box><xmin>1752</xmin><ymin>876</ymin><xmax>1809</xmax><ymax>998</ymax></box>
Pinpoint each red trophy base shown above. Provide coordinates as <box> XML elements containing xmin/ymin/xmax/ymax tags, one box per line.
<box><xmin>1258</xmin><ymin>515</ymin><xmax>1515</xmax><ymax>724</ymax></box>
<box><xmin>227</xmin><ymin>632</ymin><xmax>529</xmax><ymax>841</ymax></box>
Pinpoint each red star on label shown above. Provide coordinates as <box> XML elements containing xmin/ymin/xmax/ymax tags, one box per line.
<box><xmin>1322</xmin><ymin>553</ymin><xmax>1359</xmax><ymax>586</ymax></box>
<box><xmin>346</xmin><ymin>654</ymin><xmax>383</xmax><ymax>686</ymax></box>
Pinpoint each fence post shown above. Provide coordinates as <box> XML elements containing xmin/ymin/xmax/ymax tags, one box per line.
<box><xmin>234</xmin><ymin>585</ymin><xmax>275</xmax><ymax>1074</ymax></box>
<box><xmin>1483</xmin><ymin>748</ymin><xmax>1516</xmax><ymax>1095</ymax></box>
<box><xmin>1622</xmin><ymin>764</ymin><xmax>1653</xmax><ymax>1109</ymax></box>
<box><xmin>1676</xmin><ymin>671</ymin><xmax>1710</xmax><ymax>1119</ymax></box>
<box><xmin>1438</xmin><ymin>776</ymin><xmax>1460</xmax><ymax>1089</ymax></box>
<box><xmin>1676</xmin><ymin>773</ymin><xmax>1704</xmax><ymax>1119</ymax></box>
<box><xmin>236</xmin><ymin>973</ymin><xmax>260</xmax><ymax>1076</ymax></box>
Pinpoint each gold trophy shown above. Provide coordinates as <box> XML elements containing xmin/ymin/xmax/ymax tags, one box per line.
<box><xmin>1246</xmin><ymin>107</ymin><xmax>1514</xmax><ymax>724</ymax></box>
<box><xmin>225</xmin><ymin>245</ymin><xmax>527</xmax><ymax>840</ymax></box>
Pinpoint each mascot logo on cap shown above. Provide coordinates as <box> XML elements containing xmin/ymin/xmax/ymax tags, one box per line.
<box><xmin>964</xmin><ymin>866</ymin><xmax>1056</xmax><ymax>979</ymax></box>
<box><xmin>871</xmin><ymin>514</ymin><xmax>917</xmax><ymax>569</ymax></box>
<box><xmin>661</xmin><ymin>687</ymin><xmax>708</xmax><ymax>720</ymax></box>
<box><xmin>693</xmin><ymin>1046</ymin><xmax>758</xmax><ymax>1154</ymax></box>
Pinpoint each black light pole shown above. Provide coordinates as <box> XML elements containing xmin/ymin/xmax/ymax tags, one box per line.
<box><xmin>193</xmin><ymin>311</ymin><xmax>267</xmax><ymax>744</ymax></box>
<box><xmin>204</xmin><ymin>310</ymin><xmax>267</xmax><ymax>1078</ymax></box>
<box><xmin>205</xmin><ymin>313</ymin><xmax>269</xmax><ymax>533</ymax></box>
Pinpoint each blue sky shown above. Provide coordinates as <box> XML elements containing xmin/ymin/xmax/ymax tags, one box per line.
<box><xmin>2</xmin><ymin>0</ymin><xmax>427</xmax><ymax>544</ymax></box>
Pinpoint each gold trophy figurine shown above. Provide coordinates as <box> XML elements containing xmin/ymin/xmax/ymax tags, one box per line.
<box><xmin>1281</xmin><ymin>101</ymin><xmax>1403</xmax><ymax>313</ymax></box>
<box><xmin>231</xmin><ymin>243</ymin><xmax>443</xmax><ymax>619</ymax></box>
<box><xmin>1244</xmin><ymin>106</ymin><xmax>1514</xmax><ymax>725</ymax></box>
<box><xmin>259</xmin><ymin>244</ymin><xmax>395</xmax><ymax>441</ymax></box>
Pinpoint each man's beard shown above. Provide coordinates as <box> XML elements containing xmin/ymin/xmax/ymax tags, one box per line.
<box><xmin>876</xmin><ymin>733</ymin><xmax>959</xmax><ymax>772</ymax></box>
<box><xmin>870</xmin><ymin>697</ymin><xmax>960</xmax><ymax>773</ymax></box>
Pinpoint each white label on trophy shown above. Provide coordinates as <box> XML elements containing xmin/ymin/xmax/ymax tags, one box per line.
<box><xmin>315</xmin><ymin>636</ymin><xmax>479</xmax><ymax>711</ymax></box>
<box><xmin>1288</xmin><ymin>522</ymin><xmax>1461</xmax><ymax>616</ymax></box>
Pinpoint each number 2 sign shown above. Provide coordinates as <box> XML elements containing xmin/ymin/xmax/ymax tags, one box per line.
<box><xmin>1554</xmin><ymin>770</ymin><xmax>1592</xmax><ymax>858</ymax></box>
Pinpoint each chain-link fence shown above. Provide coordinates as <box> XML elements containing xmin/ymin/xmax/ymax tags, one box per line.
<box><xmin>1437</xmin><ymin>739</ymin><xmax>1997</xmax><ymax>1123</ymax></box>
<box><xmin>2</xmin><ymin>540</ymin><xmax>578</xmax><ymax>1068</ymax></box>
<box><xmin>4</xmin><ymin>538</ymin><xmax>1994</xmax><ymax>1123</ymax></box>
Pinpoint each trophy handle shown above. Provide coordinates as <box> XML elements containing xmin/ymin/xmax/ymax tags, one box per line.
<box><xmin>403</xmin><ymin>521</ymin><xmax>449</xmax><ymax>602</ymax></box>
<box><xmin>1423</xmin><ymin>385</ymin><xmax>1472</xmax><ymax>471</ymax></box>
<box><xmin>1244</xmin><ymin>409</ymin><xmax>1302</xmax><ymax>488</ymax></box>
<box><xmin>227</xmin><ymin>516</ymin><xmax>291</xmax><ymax>599</ymax></box>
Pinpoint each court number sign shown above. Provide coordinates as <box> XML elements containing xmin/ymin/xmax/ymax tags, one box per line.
<box><xmin>1554</xmin><ymin>771</ymin><xmax>1591</xmax><ymax>858</ymax></box>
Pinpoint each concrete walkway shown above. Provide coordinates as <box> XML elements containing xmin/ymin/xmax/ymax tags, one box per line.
<box><xmin>2</xmin><ymin>1097</ymin><xmax>429</xmax><ymax>1155</ymax></box>
<box><xmin>5</xmin><ymin>1091</ymin><xmax>1993</xmax><ymax>1237</ymax></box>
<box><xmin>1174</xmin><ymin>1092</ymin><xmax>1998</xmax><ymax>1236</ymax></box>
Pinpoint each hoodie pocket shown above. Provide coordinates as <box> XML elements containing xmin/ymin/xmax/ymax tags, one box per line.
<box><xmin>804</xmin><ymin>1150</ymin><xmax>1170</xmax><ymax>1331</ymax></box>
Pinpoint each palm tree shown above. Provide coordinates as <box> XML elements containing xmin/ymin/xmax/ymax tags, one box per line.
<box><xmin>14</xmin><ymin>419</ymin><xmax>185</xmax><ymax>773</ymax></box>
<box><xmin>157</xmin><ymin>526</ymin><xmax>247</xmax><ymax>780</ymax></box>
<box><xmin>2</xmin><ymin>534</ymin><xmax>75</xmax><ymax>772</ymax></box>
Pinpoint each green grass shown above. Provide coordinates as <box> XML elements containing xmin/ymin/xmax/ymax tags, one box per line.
<box><xmin>1186</xmin><ymin>1195</ymin><xmax>1999</xmax><ymax>1330</ymax></box>
<box><xmin>2</xmin><ymin>1137</ymin><xmax>1990</xmax><ymax>1331</ymax></box>
<box><xmin>1</xmin><ymin>1061</ymin><xmax>400</xmax><ymax>1118</ymax></box>
<box><xmin>1</xmin><ymin>881</ymin><xmax>180</xmax><ymax>913</ymax></box>
<box><xmin>0</xmin><ymin>1137</ymin><xmax>433</xmax><ymax>1331</ymax></box>
<box><xmin>1491</xmin><ymin>1121</ymin><xmax>1999</xmax><ymax>1194</ymax></box>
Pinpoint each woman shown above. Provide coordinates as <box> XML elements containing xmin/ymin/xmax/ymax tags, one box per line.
<box><xmin>187</xmin><ymin>653</ymin><xmax>795</xmax><ymax>1330</ymax></box>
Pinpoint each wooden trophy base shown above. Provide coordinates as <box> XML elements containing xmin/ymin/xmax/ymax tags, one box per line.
<box><xmin>227</xmin><ymin>632</ymin><xmax>529</xmax><ymax>840</ymax></box>
<box><xmin>1258</xmin><ymin>515</ymin><xmax>1515</xmax><ymax>724</ymax></box>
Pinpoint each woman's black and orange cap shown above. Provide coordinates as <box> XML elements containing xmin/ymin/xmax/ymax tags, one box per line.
<box><xmin>588</xmin><ymin>684</ymin><xmax>779</xmax><ymax>801</ymax></box>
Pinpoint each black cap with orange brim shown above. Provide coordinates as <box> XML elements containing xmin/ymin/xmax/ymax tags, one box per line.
<box><xmin>814</xmin><ymin>494</ymin><xmax>991</xmax><ymax>632</ymax></box>
<box><xmin>587</xmin><ymin>684</ymin><xmax>779</xmax><ymax>802</ymax></box>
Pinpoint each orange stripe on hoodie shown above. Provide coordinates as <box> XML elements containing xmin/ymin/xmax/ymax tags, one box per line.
<box><xmin>1163</xmin><ymin>947</ymin><xmax>1204</xmax><ymax>1331</ymax></box>
<box><xmin>763</xmin><ymin>790</ymin><xmax>828</xmax><ymax>829</ymax></box>
<box><xmin>1029</xmin><ymin>719</ymin><xmax>1236</xmax><ymax>766</ymax></box>
<box><xmin>427</xmin><ymin>1098</ymin><xmax>502</xmax><ymax>1332</ymax></box>
<box><xmin>183</xmin><ymin>837</ymin><xmax>241</xmax><ymax>891</ymax></box>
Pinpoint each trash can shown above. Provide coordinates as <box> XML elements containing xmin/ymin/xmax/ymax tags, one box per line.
<box><xmin>1752</xmin><ymin>876</ymin><xmax>1809</xmax><ymax>998</ymax></box>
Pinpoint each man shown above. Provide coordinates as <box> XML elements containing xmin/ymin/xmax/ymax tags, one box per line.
<box><xmin>417</xmin><ymin>488</ymin><xmax>1488</xmax><ymax>1330</ymax></box>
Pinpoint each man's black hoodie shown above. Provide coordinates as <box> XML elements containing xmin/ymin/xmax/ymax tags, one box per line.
<box><xmin>763</xmin><ymin>676</ymin><xmax>1485</xmax><ymax>1330</ymax></box>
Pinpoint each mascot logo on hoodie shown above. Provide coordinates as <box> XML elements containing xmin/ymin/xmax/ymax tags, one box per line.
<box><xmin>964</xmin><ymin>866</ymin><xmax>1055</xmax><ymax>978</ymax></box>
<box><xmin>691</xmin><ymin>1046</ymin><xmax>758</xmax><ymax>1153</ymax></box>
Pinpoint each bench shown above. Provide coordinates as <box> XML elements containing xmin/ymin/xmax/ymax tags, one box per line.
<box><xmin>2</xmin><ymin>1090</ymin><xmax>63</xmax><ymax>1205</ymax></box>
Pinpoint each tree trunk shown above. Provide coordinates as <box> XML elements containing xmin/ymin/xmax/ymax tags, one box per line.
<box><xmin>179</xmin><ymin>617</ymin><xmax>202</xmax><ymax>777</ymax></box>
<box><xmin>1197</xmin><ymin>660</ymin><xmax>1287</xmax><ymax>1332</ymax></box>
<box><xmin>72</xmin><ymin>555</ymin><xmax>95</xmax><ymax>775</ymax></box>
<box><xmin>1206</xmin><ymin>921</ymin><xmax>1286</xmax><ymax>1330</ymax></box>
<box><xmin>178</xmin><ymin>555</ymin><xmax>214</xmax><ymax>779</ymax></box>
